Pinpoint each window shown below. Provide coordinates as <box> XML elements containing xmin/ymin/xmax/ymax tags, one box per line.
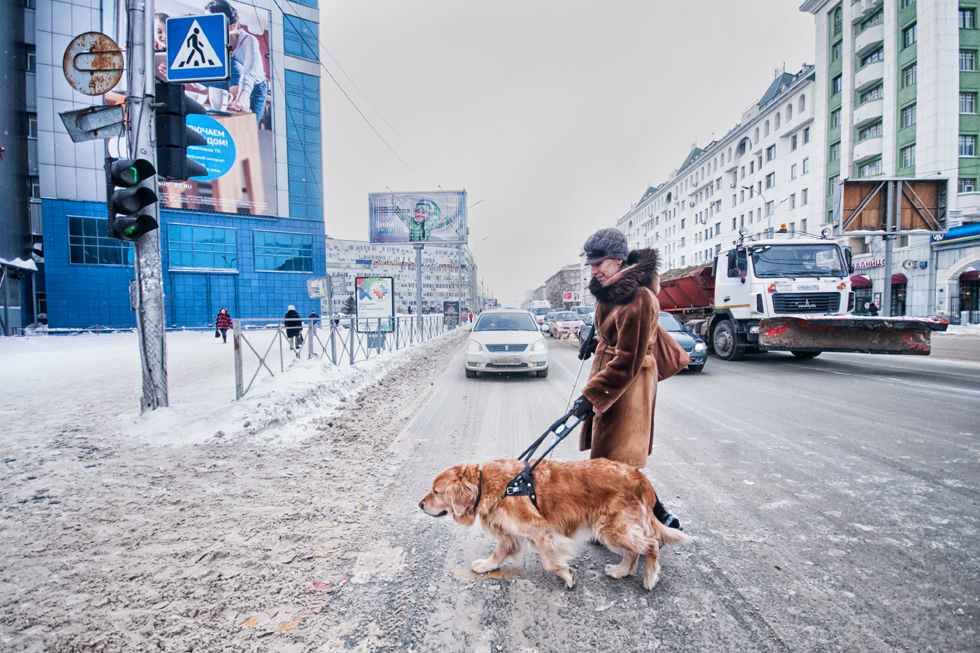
<box><xmin>766</xmin><ymin>145</ymin><xmax>776</xmax><ymax>161</ymax></box>
<box><xmin>801</xmin><ymin>189</ymin><xmax>809</xmax><ymax>205</ymax></box>
<box><xmin>283</xmin><ymin>14</ymin><xmax>319</xmax><ymax>61</ymax></box>
<box><xmin>833</xmin><ymin>7</ymin><xmax>843</xmax><ymax>35</ymax></box>
<box><xmin>961</xmin><ymin>92</ymin><xmax>977</xmax><ymax>114</ymax></box>
<box><xmin>26</xmin><ymin>44</ymin><xmax>35</xmax><ymax>72</ymax></box>
<box><xmin>787</xmin><ymin>103</ymin><xmax>793</xmax><ymax>120</ymax></box>
<box><xmin>791</xmin><ymin>163</ymin><xmax>798</xmax><ymax>179</ymax></box>
<box><xmin>285</xmin><ymin>70</ymin><xmax>323</xmax><ymax>220</ymax></box>
<box><xmin>803</xmin><ymin>157</ymin><xmax>810</xmax><ymax>174</ymax></box>
<box><xmin>861</xmin><ymin>48</ymin><xmax>884</xmax><ymax>67</ymax></box>
<box><xmin>789</xmin><ymin>193</ymin><xmax>796</xmax><ymax>209</ymax></box>
<box><xmin>960</xmin><ymin>135</ymin><xmax>976</xmax><ymax>156</ymax></box>
<box><xmin>775</xmin><ymin>113</ymin><xmax>781</xmax><ymax>129</ymax></box>
<box><xmin>254</xmin><ymin>231</ymin><xmax>314</xmax><ymax>272</ymax></box>
<box><xmin>901</xmin><ymin>145</ymin><xmax>916</xmax><ymax>168</ymax></box>
<box><xmin>715</xmin><ymin>223</ymin><xmax>721</xmax><ymax>236</ymax></box>
<box><xmin>803</xmin><ymin>127</ymin><xmax>810</xmax><ymax>144</ymax></box>
<box><xmin>832</xmin><ymin>75</ymin><xmax>842</xmax><ymax>94</ymax></box>
<box><xmin>863</xmin><ymin>9</ymin><xmax>884</xmax><ymax>28</ymax></box>
<box><xmin>961</xmin><ymin>8</ymin><xmax>975</xmax><ymax>29</ymax></box>
<box><xmin>861</xmin><ymin>85</ymin><xmax>883</xmax><ymax>103</ymax></box>
<box><xmin>960</xmin><ymin>50</ymin><xmax>976</xmax><ymax>71</ymax></box>
<box><xmin>27</xmin><ymin>113</ymin><xmax>37</xmax><ymax>139</ymax></box>
<box><xmin>29</xmin><ymin>175</ymin><xmax>40</xmax><ymax>199</ymax></box>
<box><xmin>791</xmin><ymin>134</ymin><xmax>798</xmax><ymax>151</ymax></box>
<box><xmin>959</xmin><ymin>178</ymin><xmax>976</xmax><ymax>193</ymax></box>
<box><xmin>168</xmin><ymin>225</ymin><xmax>237</xmax><ymax>269</ymax></box>
<box><xmin>799</xmin><ymin>94</ymin><xmax>806</xmax><ymax>113</ymax></box>
<box><xmin>899</xmin><ymin>235</ymin><xmax>910</xmax><ymax>248</ymax></box>
<box><xmin>903</xmin><ymin>23</ymin><xmax>917</xmax><ymax>48</ymax></box>
<box><xmin>831</xmin><ymin>108</ymin><xmax>841</xmax><ymax>127</ymax></box>
<box><xmin>830</xmin><ymin>142</ymin><xmax>841</xmax><ymax>161</ymax></box>
<box><xmin>903</xmin><ymin>0</ymin><xmax>915</xmax><ymax>6</ymax></box>
<box><xmin>859</xmin><ymin>122</ymin><xmax>883</xmax><ymax>140</ymax></box>
<box><xmin>903</xmin><ymin>63</ymin><xmax>917</xmax><ymax>87</ymax></box>
<box><xmin>902</xmin><ymin>103</ymin><xmax>917</xmax><ymax>128</ymax></box>
<box><xmin>765</xmin><ymin>120</ymin><xmax>770</xmax><ymax>136</ymax></box>
<box><xmin>750</xmin><ymin>161</ymin><xmax>755</xmax><ymax>174</ymax></box>
<box><xmin>832</xmin><ymin>41</ymin><xmax>842</xmax><ymax>61</ymax></box>
<box><xmin>765</xmin><ymin>200</ymin><xmax>774</xmax><ymax>216</ymax></box>
<box><xmin>68</xmin><ymin>216</ymin><xmax>134</xmax><ymax>266</ymax></box>
<box><xmin>765</xmin><ymin>173</ymin><xmax>775</xmax><ymax>189</ymax></box>
<box><xmin>829</xmin><ymin>175</ymin><xmax>840</xmax><ymax>195</ymax></box>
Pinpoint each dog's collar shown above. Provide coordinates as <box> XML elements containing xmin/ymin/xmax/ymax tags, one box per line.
<box><xmin>473</xmin><ymin>466</ymin><xmax>483</xmax><ymax>512</ymax></box>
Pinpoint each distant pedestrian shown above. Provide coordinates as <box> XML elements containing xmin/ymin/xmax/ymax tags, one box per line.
<box><xmin>468</xmin><ymin>310</ymin><xmax>473</xmax><ymax>322</ymax></box>
<box><xmin>284</xmin><ymin>305</ymin><xmax>302</xmax><ymax>353</ymax></box>
<box><xmin>309</xmin><ymin>310</ymin><xmax>318</xmax><ymax>318</ymax></box>
<box><xmin>865</xmin><ymin>301</ymin><xmax>879</xmax><ymax>317</ymax></box>
<box><xmin>215</xmin><ymin>307</ymin><xmax>232</xmax><ymax>343</ymax></box>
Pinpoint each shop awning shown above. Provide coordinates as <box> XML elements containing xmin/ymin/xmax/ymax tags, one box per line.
<box><xmin>960</xmin><ymin>269</ymin><xmax>980</xmax><ymax>281</ymax></box>
<box><xmin>850</xmin><ymin>274</ymin><xmax>872</xmax><ymax>288</ymax></box>
<box><xmin>891</xmin><ymin>273</ymin><xmax>908</xmax><ymax>285</ymax></box>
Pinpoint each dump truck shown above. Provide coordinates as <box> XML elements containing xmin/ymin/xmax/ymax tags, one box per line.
<box><xmin>657</xmin><ymin>233</ymin><xmax>948</xmax><ymax>360</ymax></box>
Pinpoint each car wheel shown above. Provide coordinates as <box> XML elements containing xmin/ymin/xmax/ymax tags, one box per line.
<box><xmin>791</xmin><ymin>351</ymin><xmax>821</xmax><ymax>359</ymax></box>
<box><xmin>687</xmin><ymin>363</ymin><xmax>705</xmax><ymax>373</ymax></box>
<box><xmin>536</xmin><ymin>368</ymin><xmax>549</xmax><ymax>377</ymax></box>
<box><xmin>465</xmin><ymin>368</ymin><xmax>477</xmax><ymax>378</ymax></box>
<box><xmin>712</xmin><ymin>321</ymin><xmax>745</xmax><ymax>361</ymax></box>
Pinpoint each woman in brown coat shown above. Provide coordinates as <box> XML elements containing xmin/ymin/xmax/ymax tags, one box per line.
<box><xmin>572</xmin><ymin>228</ymin><xmax>689</xmax><ymax>528</ymax></box>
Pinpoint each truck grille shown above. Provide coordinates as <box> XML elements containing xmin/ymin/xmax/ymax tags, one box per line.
<box><xmin>772</xmin><ymin>292</ymin><xmax>841</xmax><ymax>313</ymax></box>
<box><xmin>485</xmin><ymin>344</ymin><xmax>528</xmax><ymax>353</ymax></box>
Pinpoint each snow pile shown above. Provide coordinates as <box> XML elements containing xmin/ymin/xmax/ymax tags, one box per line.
<box><xmin>943</xmin><ymin>323</ymin><xmax>980</xmax><ymax>337</ymax></box>
<box><xmin>0</xmin><ymin>327</ymin><xmax>463</xmax><ymax>450</ymax></box>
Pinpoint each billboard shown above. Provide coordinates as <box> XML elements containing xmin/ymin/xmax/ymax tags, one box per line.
<box><xmin>369</xmin><ymin>191</ymin><xmax>467</xmax><ymax>244</ymax></box>
<box><xmin>355</xmin><ymin>277</ymin><xmax>395</xmax><ymax>330</ymax></box>
<box><xmin>107</xmin><ymin>0</ymin><xmax>276</xmax><ymax>216</ymax></box>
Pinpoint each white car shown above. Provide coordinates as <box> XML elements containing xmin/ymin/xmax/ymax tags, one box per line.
<box><xmin>464</xmin><ymin>310</ymin><xmax>549</xmax><ymax>378</ymax></box>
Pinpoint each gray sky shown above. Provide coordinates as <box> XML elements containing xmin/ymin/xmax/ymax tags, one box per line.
<box><xmin>320</xmin><ymin>1</ymin><xmax>816</xmax><ymax>307</ymax></box>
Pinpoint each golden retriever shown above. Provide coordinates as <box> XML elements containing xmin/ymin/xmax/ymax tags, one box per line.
<box><xmin>419</xmin><ymin>458</ymin><xmax>691</xmax><ymax>590</ymax></box>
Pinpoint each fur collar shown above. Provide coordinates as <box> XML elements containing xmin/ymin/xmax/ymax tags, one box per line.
<box><xmin>588</xmin><ymin>249</ymin><xmax>659</xmax><ymax>306</ymax></box>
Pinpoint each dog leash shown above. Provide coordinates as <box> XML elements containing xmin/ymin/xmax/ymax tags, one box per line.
<box><xmin>504</xmin><ymin>409</ymin><xmax>587</xmax><ymax>512</ymax></box>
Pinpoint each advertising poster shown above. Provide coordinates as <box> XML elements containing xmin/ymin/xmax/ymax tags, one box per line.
<box><xmin>443</xmin><ymin>301</ymin><xmax>459</xmax><ymax>326</ymax></box>
<box><xmin>368</xmin><ymin>191</ymin><xmax>467</xmax><ymax>244</ymax></box>
<box><xmin>107</xmin><ymin>0</ymin><xmax>276</xmax><ymax>216</ymax></box>
<box><xmin>355</xmin><ymin>276</ymin><xmax>395</xmax><ymax>332</ymax></box>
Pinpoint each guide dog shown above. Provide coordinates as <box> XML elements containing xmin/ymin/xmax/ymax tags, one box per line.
<box><xmin>419</xmin><ymin>458</ymin><xmax>691</xmax><ymax>590</ymax></box>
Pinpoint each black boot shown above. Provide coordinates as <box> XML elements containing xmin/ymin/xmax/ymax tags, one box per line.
<box><xmin>653</xmin><ymin>498</ymin><xmax>682</xmax><ymax>531</ymax></box>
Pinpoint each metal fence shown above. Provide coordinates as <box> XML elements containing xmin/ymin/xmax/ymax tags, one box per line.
<box><xmin>231</xmin><ymin>315</ymin><xmax>460</xmax><ymax>400</ymax></box>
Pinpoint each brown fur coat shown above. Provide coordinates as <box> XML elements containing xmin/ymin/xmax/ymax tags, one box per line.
<box><xmin>578</xmin><ymin>249</ymin><xmax>690</xmax><ymax>468</ymax></box>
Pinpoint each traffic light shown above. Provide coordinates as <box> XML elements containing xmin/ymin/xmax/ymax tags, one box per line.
<box><xmin>155</xmin><ymin>81</ymin><xmax>208</xmax><ymax>181</ymax></box>
<box><xmin>105</xmin><ymin>157</ymin><xmax>159</xmax><ymax>242</ymax></box>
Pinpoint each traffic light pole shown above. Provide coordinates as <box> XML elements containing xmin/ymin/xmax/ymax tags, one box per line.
<box><xmin>127</xmin><ymin>0</ymin><xmax>168</xmax><ymax>411</ymax></box>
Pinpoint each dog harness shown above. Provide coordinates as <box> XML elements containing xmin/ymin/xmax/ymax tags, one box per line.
<box><xmin>504</xmin><ymin>409</ymin><xmax>587</xmax><ymax>515</ymax></box>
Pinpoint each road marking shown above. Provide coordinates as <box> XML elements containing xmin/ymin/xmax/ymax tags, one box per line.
<box><xmin>787</xmin><ymin>363</ymin><xmax>980</xmax><ymax>397</ymax></box>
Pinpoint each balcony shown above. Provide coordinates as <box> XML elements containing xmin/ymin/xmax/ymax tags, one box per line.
<box><xmin>855</xmin><ymin>61</ymin><xmax>884</xmax><ymax>92</ymax></box>
<box><xmin>855</xmin><ymin>22</ymin><xmax>884</xmax><ymax>57</ymax></box>
<box><xmin>853</xmin><ymin>136</ymin><xmax>883</xmax><ymax>163</ymax></box>
<box><xmin>854</xmin><ymin>99</ymin><xmax>884</xmax><ymax>128</ymax></box>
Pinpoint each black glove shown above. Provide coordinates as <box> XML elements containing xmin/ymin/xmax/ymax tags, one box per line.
<box><xmin>578</xmin><ymin>326</ymin><xmax>598</xmax><ymax>360</ymax></box>
<box><xmin>572</xmin><ymin>395</ymin><xmax>594</xmax><ymax>419</ymax></box>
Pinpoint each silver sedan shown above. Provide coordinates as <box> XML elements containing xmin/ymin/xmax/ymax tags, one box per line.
<box><xmin>464</xmin><ymin>310</ymin><xmax>549</xmax><ymax>378</ymax></box>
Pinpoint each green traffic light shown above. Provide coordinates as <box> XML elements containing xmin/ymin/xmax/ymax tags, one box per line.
<box><xmin>124</xmin><ymin>166</ymin><xmax>138</xmax><ymax>185</ymax></box>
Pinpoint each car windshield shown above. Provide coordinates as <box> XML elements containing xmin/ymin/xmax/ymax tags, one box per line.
<box><xmin>556</xmin><ymin>312</ymin><xmax>578</xmax><ymax>321</ymax></box>
<box><xmin>575</xmin><ymin>306</ymin><xmax>593</xmax><ymax>315</ymax></box>
<box><xmin>750</xmin><ymin>244</ymin><xmax>846</xmax><ymax>278</ymax></box>
<box><xmin>659</xmin><ymin>312</ymin><xmax>685</xmax><ymax>332</ymax></box>
<box><xmin>474</xmin><ymin>313</ymin><xmax>539</xmax><ymax>331</ymax></box>
<box><xmin>581</xmin><ymin>313</ymin><xmax>594</xmax><ymax>325</ymax></box>
<box><xmin>532</xmin><ymin>308</ymin><xmax>550</xmax><ymax>315</ymax></box>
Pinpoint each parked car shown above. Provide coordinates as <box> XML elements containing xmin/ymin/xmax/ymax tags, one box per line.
<box><xmin>540</xmin><ymin>311</ymin><xmax>556</xmax><ymax>333</ymax></box>
<box><xmin>577</xmin><ymin>313</ymin><xmax>594</xmax><ymax>348</ymax></box>
<box><xmin>547</xmin><ymin>311</ymin><xmax>583</xmax><ymax>339</ymax></box>
<box><xmin>659</xmin><ymin>311</ymin><xmax>707</xmax><ymax>373</ymax></box>
<box><xmin>464</xmin><ymin>310</ymin><xmax>549</xmax><ymax>378</ymax></box>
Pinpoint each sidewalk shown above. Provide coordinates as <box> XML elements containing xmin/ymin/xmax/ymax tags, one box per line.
<box><xmin>932</xmin><ymin>324</ymin><xmax>980</xmax><ymax>362</ymax></box>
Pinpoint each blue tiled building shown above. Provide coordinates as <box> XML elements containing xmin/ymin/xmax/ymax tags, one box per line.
<box><xmin>27</xmin><ymin>0</ymin><xmax>325</xmax><ymax>329</ymax></box>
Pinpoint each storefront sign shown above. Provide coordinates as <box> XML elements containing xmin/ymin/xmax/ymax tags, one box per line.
<box><xmin>854</xmin><ymin>258</ymin><xmax>885</xmax><ymax>270</ymax></box>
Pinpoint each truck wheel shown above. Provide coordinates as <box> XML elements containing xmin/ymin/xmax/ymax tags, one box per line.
<box><xmin>791</xmin><ymin>351</ymin><xmax>821</xmax><ymax>359</ymax></box>
<box><xmin>713</xmin><ymin>321</ymin><xmax>745</xmax><ymax>361</ymax></box>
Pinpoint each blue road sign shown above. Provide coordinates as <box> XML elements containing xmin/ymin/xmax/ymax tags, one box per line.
<box><xmin>166</xmin><ymin>14</ymin><xmax>229</xmax><ymax>83</ymax></box>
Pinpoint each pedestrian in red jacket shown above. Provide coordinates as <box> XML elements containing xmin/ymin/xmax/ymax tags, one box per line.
<box><xmin>215</xmin><ymin>307</ymin><xmax>233</xmax><ymax>343</ymax></box>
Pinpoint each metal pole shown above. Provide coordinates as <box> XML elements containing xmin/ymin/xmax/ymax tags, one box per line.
<box><xmin>128</xmin><ymin>0</ymin><xmax>168</xmax><ymax>411</ymax></box>
<box><xmin>414</xmin><ymin>243</ymin><xmax>424</xmax><ymax>336</ymax></box>
<box><xmin>882</xmin><ymin>181</ymin><xmax>895</xmax><ymax>317</ymax></box>
<box><xmin>233</xmin><ymin>318</ymin><xmax>243</xmax><ymax>399</ymax></box>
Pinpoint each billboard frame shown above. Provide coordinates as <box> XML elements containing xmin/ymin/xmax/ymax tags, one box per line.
<box><xmin>833</xmin><ymin>178</ymin><xmax>948</xmax><ymax>237</ymax></box>
<box><xmin>368</xmin><ymin>191</ymin><xmax>468</xmax><ymax>245</ymax></box>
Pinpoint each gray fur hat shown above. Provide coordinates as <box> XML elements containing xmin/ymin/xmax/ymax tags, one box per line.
<box><xmin>583</xmin><ymin>228</ymin><xmax>629</xmax><ymax>265</ymax></box>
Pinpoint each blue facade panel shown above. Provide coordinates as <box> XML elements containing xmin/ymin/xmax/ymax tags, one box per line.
<box><xmin>42</xmin><ymin>199</ymin><xmax>326</xmax><ymax>328</ymax></box>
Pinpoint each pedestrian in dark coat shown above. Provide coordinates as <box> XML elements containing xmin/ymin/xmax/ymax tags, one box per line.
<box><xmin>215</xmin><ymin>307</ymin><xmax>233</xmax><ymax>343</ymax></box>
<box><xmin>284</xmin><ymin>305</ymin><xmax>302</xmax><ymax>352</ymax></box>
<box><xmin>572</xmin><ymin>228</ymin><xmax>689</xmax><ymax>529</ymax></box>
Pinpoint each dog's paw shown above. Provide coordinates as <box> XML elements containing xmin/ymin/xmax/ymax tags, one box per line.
<box><xmin>643</xmin><ymin>571</ymin><xmax>661</xmax><ymax>591</ymax></box>
<box><xmin>471</xmin><ymin>558</ymin><xmax>498</xmax><ymax>574</ymax></box>
<box><xmin>563</xmin><ymin>567</ymin><xmax>577</xmax><ymax>590</ymax></box>
<box><xmin>604</xmin><ymin>563</ymin><xmax>630</xmax><ymax>579</ymax></box>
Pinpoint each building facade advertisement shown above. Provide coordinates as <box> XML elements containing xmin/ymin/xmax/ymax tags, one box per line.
<box><xmin>368</xmin><ymin>192</ymin><xmax>467</xmax><ymax>244</ymax></box>
<box><xmin>108</xmin><ymin>0</ymin><xmax>276</xmax><ymax>216</ymax></box>
<box><xmin>355</xmin><ymin>276</ymin><xmax>395</xmax><ymax>329</ymax></box>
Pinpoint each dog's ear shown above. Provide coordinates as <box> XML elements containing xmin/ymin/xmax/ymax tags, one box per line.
<box><xmin>447</xmin><ymin>463</ymin><xmax>480</xmax><ymax>518</ymax></box>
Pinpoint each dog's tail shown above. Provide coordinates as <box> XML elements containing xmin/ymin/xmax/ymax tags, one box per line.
<box><xmin>643</xmin><ymin>482</ymin><xmax>693</xmax><ymax>547</ymax></box>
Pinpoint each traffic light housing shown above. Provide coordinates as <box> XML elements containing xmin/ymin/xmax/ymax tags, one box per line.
<box><xmin>105</xmin><ymin>157</ymin><xmax>159</xmax><ymax>242</ymax></box>
<box><xmin>155</xmin><ymin>81</ymin><xmax>208</xmax><ymax>181</ymax></box>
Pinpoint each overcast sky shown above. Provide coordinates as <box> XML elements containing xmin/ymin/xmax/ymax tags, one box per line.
<box><xmin>319</xmin><ymin>1</ymin><xmax>816</xmax><ymax>307</ymax></box>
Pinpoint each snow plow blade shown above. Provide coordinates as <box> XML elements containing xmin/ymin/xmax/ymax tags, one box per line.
<box><xmin>759</xmin><ymin>315</ymin><xmax>949</xmax><ymax>355</ymax></box>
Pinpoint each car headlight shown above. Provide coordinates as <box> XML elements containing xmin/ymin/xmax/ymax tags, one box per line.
<box><xmin>466</xmin><ymin>340</ymin><xmax>484</xmax><ymax>353</ymax></box>
<box><xmin>694</xmin><ymin>342</ymin><xmax>706</xmax><ymax>351</ymax></box>
<box><xmin>530</xmin><ymin>339</ymin><xmax>547</xmax><ymax>352</ymax></box>
<box><xmin>749</xmin><ymin>325</ymin><xmax>760</xmax><ymax>334</ymax></box>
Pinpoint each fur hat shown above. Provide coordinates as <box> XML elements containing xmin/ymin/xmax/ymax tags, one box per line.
<box><xmin>288</xmin><ymin>305</ymin><xmax>295</xmax><ymax>311</ymax></box>
<box><xmin>583</xmin><ymin>228</ymin><xmax>629</xmax><ymax>265</ymax></box>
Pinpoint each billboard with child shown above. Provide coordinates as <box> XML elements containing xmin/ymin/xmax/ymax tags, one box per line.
<box><xmin>106</xmin><ymin>0</ymin><xmax>277</xmax><ymax>216</ymax></box>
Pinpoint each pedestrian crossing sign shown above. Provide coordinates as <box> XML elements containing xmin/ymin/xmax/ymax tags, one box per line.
<box><xmin>166</xmin><ymin>14</ymin><xmax>229</xmax><ymax>83</ymax></box>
